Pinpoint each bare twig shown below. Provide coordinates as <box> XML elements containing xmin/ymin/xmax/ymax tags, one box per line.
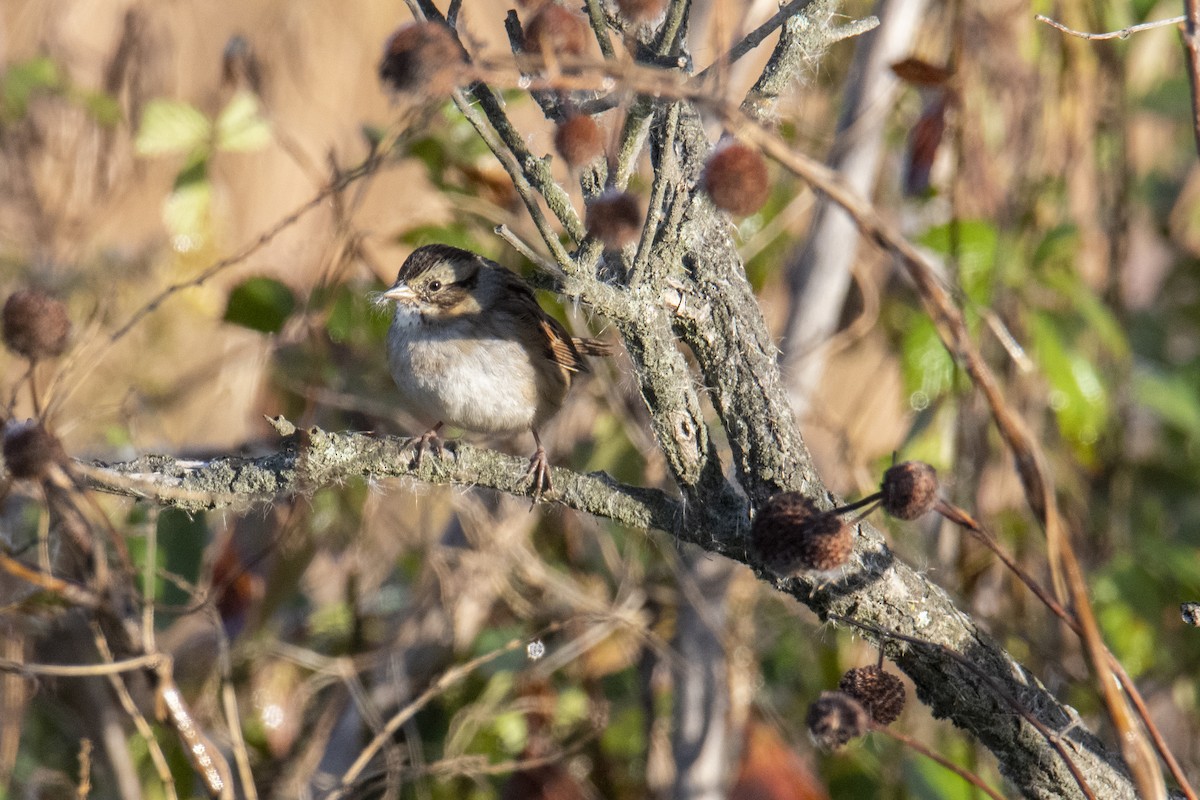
<box><xmin>874</xmin><ymin>725</ymin><xmax>1006</xmax><ymax>800</ymax></box>
<box><xmin>828</xmin><ymin>614</ymin><xmax>1098</xmax><ymax>800</ymax></box>
<box><xmin>1183</xmin><ymin>1</ymin><xmax>1200</xmax><ymax>159</ymax></box>
<box><xmin>333</xmin><ymin>621</ymin><xmax>567</xmax><ymax>796</ymax></box>
<box><xmin>1035</xmin><ymin>13</ymin><xmax>1184</xmax><ymax>41</ymax></box>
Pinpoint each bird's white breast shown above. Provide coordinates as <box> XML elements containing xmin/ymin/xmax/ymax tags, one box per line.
<box><xmin>386</xmin><ymin>310</ymin><xmax>540</xmax><ymax>434</ymax></box>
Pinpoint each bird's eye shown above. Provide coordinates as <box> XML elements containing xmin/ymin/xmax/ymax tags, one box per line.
<box><xmin>427</xmin><ymin>280</ymin><xmax>442</xmax><ymax>292</ymax></box>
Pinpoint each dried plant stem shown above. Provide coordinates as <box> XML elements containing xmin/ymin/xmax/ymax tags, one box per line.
<box><xmin>828</xmin><ymin>614</ymin><xmax>1098</xmax><ymax>800</ymax></box>
<box><xmin>732</xmin><ymin>118</ymin><xmax>1170</xmax><ymax>800</ymax></box>
<box><xmin>1184</xmin><ymin>0</ymin><xmax>1200</xmax><ymax>160</ymax></box>
<box><xmin>334</xmin><ymin>621</ymin><xmax>566</xmax><ymax>796</ymax></box>
<box><xmin>874</xmin><ymin>725</ymin><xmax>1006</xmax><ymax>800</ymax></box>
<box><xmin>936</xmin><ymin>500</ymin><xmax>1197</xmax><ymax>800</ymax></box>
<box><xmin>91</xmin><ymin>628</ymin><xmax>179</xmax><ymax>800</ymax></box>
<box><xmin>76</xmin><ymin>737</ymin><xmax>93</xmax><ymax>799</ymax></box>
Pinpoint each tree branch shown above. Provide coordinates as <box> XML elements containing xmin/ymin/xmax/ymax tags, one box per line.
<box><xmin>80</xmin><ymin>421</ymin><xmax>682</xmax><ymax>534</ymax></box>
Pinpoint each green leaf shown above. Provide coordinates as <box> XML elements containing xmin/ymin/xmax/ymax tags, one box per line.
<box><xmin>135</xmin><ymin>98</ymin><xmax>212</xmax><ymax>156</ymax></box>
<box><xmin>224</xmin><ymin>277</ymin><xmax>296</xmax><ymax>334</ymax></box>
<box><xmin>1029</xmin><ymin>312</ymin><xmax>1108</xmax><ymax>452</ymax></box>
<box><xmin>1133</xmin><ymin>367</ymin><xmax>1200</xmax><ymax>439</ymax></box>
<box><xmin>78</xmin><ymin>89</ymin><xmax>122</xmax><ymax>127</ymax></box>
<box><xmin>899</xmin><ymin>315</ymin><xmax>956</xmax><ymax>403</ymax></box>
<box><xmin>918</xmin><ymin>219</ymin><xmax>998</xmax><ymax>305</ymax></box>
<box><xmin>215</xmin><ymin>89</ymin><xmax>270</xmax><ymax>152</ymax></box>
<box><xmin>162</xmin><ymin>158</ymin><xmax>212</xmax><ymax>249</ymax></box>
<box><xmin>1</xmin><ymin>57</ymin><xmax>62</xmax><ymax>120</ymax></box>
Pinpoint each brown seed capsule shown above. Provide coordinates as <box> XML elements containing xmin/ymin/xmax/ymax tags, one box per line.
<box><xmin>701</xmin><ymin>140</ymin><xmax>770</xmax><ymax>217</ymax></box>
<box><xmin>523</xmin><ymin>5</ymin><xmax>588</xmax><ymax>57</ymax></box>
<box><xmin>881</xmin><ymin>460</ymin><xmax>939</xmax><ymax>520</ymax></box>
<box><xmin>838</xmin><ymin>666</ymin><xmax>906</xmax><ymax>725</ymax></box>
<box><xmin>751</xmin><ymin>493</ymin><xmax>852</xmax><ymax>578</ymax></box>
<box><xmin>615</xmin><ymin>0</ymin><xmax>668</xmax><ymax>23</ymax></box>
<box><xmin>586</xmin><ymin>190</ymin><xmax>642</xmax><ymax>250</ymax></box>
<box><xmin>2</xmin><ymin>420</ymin><xmax>65</xmax><ymax>480</ymax></box>
<box><xmin>806</xmin><ymin>691</ymin><xmax>868</xmax><ymax>751</ymax></box>
<box><xmin>554</xmin><ymin>115</ymin><xmax>605</xmax><ymax>167</ymax></box>
<box><xmin>2</xmin><ymin>289</ymin><xmax>71</xmax><ymax>361</ymax></box>
<box><xmin>378</xmin><ymin>21</ymin><xmax>467</xmax><ymax>97</ymax></box>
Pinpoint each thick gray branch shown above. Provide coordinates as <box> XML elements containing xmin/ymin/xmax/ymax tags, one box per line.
<box><xmin>82</xmin><ymin>423</ymin><xmax>680</xmax><ymax>534</ymax></box>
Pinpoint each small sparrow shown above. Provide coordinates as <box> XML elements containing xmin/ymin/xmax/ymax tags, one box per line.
<box><xmin>381</xmin><ymin>244</ymin><xmax>609</xmax><ymax>499</ymax></box>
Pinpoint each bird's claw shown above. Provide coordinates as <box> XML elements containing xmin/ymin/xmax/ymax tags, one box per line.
<box><xmin>524</xmin><ymin>445</ymin><xmax>551</xmax><ymax>505</ymax></box>
<box><xmin>408</xmin><ymin>426</ymin><xmax>444</xmax><ymax>468</ymax></box>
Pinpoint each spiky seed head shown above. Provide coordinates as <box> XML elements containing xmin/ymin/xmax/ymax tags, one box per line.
<box><xmin>554</xmin><ymin>115</ymin><xmax>605</xmax><ymax>167</ymax></box>
<box><xmin>379</xmin><ymin>21</ymin><xmax>467</xmax><ymax>96</ymax></box>
<box><xmin>523</xmin><ymin>5</ymin><xmax>588</xmax><ymax>57</ymax></box>
<box><xmin>751</xmin><ymin>493</ymin><xmax>852</xmax><ymax>577</ymax></box>
<box><xmin>838</xmin><ymin>666</ymin><xmax>906</xmax><ymax>725</ymax></box>
<box><xmin>615</xmin><ymin>0</ymin><xmax>668</xmax><ymax>23</ymax></box>
<box><xmin>2</xmin><ymin>289</ymin><xmax>71</xmax><ymax>361</ymax></box>
<box><xmin>806</xmin><ymin>691</ymin><xmax>868</xmax><ymax>751</ymax></box>
<box><xmin>2</xmin><ymin>420</ymin><xmax>65</xmax><ymax>480</ymax></box>
<box><xmin>701</xmin><ymin>140</ymin><xmax>770</xmax><ymax>217</ymax></box>
<box><xmin>586</xmin><ymin>190</ymin><xmax>642</xmax><ymax>250</ymax></box>
<box><xmin>751</xmin><ymin>492</ymin><xmax>818</xmax><ymax>574</ymax></box>
<box><xmin>881</xmin><ymin>460</ymin><xmax>939</xmax><ymax>520</ymax></box>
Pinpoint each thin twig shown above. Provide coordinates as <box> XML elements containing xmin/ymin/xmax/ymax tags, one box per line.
<box><xmin>91</xmin><ymin>626</ymin><xmax>178</xmax><ymax>800</ymax></box>
<box><xmin>0</xmin><ymin>653</ymin><xmax>163</xmax><ymax>677</ymax></box>
<box><xmin>334</xmin><ymin>621</ymin><xmax>567</xmax><ymax>796</ymax></box>
<box><xmin>936</xmin><ymin>500</ymin><xmax>1197</xmax><ymax>800</ymax></box>
<box><xmin>874</xmin><ymin>725</ymin><xmax>1006</xmax><ymax>800</ymax></box>
<box><xmin>1035</xmin><ymin>13</ymin><xmax>1184</xmax><ymax>41</ymax></box>
<box><xmin>827</xmin><ymin>615</ymin><xmax>1098</xmax><ymax>800</ymax></box>
<box><xmin>1183</xmin><ymin>0</ymin><xmax>1200</xmax><ymax>160</ymax></box>
<box><xmin>694</xmin><ymin>0</ymin><xmax>816</xmax><ymax>83</ymax></box>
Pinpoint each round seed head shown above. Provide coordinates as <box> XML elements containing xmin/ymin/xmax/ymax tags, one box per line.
<box><xmin>806</xmin><ymin>691</ymin><xmax>868</xmax><ymax>751</ymax></box>
<box><xmin>751</xmin><ymin>493</ymin><xmax>852</xmax><ymax>577</ymax></box>
<box><xmin>586</xmin><ymin>190</ymin><xmax>642</xmax><ymax>250</ymax></box>
<box><xmin>2</xmin><ymin>420</ymin><xmax>65</xmax><ymax>480</ymax></box>
<box><xmin>838</xmin><ymin>666</ymin><xmax>906</xmax><ymax>725</ymax></box>
<box><xmin>379</xmin><ymin>21</ymin><xmax>467</xmax><ymax>97</ymax></box>
<box><xmin>554</xmin><ymin>115</ymin><xmax>605</xmax><ymax>167</ymax></box>
<box><xmin>881</xmin><ymin>460</ymin><xmax>939</xmax><ymax>520</ymax></box>
<box><xmin>2</xmin><ymin>289</ymin><xmax>71</xmax><ymax>361</ymax></box>
<box><xmin>523</xmin><ymin>5</ymin><xmax>588</xmax><ymax>57</ymax></box>
<box><xmin>701</xmin><ymin>140</ymin><xmax>770</xmax><ymax>217</ymax></box>
<box><xmin>615</xmin><ymin>0</ymin><xmax>669</xmax><ymax>23</ymax></box>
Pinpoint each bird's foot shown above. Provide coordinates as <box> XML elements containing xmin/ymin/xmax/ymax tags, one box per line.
<box><xmin>408</xmin><ymin>423</ymin><xmax>444</xmax><ymax>468</ymax></box>
<box><xmin>524</xmin><ymin>443</ymin><xmax>552</xmax><ymax>504</ymax></box>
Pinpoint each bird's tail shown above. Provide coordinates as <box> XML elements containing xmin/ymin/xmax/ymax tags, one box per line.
<box><xmin>572</xmin><ymin>337</ymin><xmax>613</xmax><ymax>358</ymax></box>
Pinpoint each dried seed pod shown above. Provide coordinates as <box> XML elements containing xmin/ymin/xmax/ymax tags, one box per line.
<box><xmin>2</xmin><ymin>289</ymin><xmax>71</xmax><ymax>361</ymax></box>
<box><xmin>806</xmin><ymin>691</ymin><xmax>868</xmax><ymax>751</ymax></box>
<box><xmin>554</xmin><ymin>115</ymin><xmax>605</xmax><ymax>167</ymax></box>
<box><xmin>838</xmin><ymin>666</ymin><xmax>906</xmax><ymax>725</ymax></box>
<box><xmin>378</xmin><ymin>21</ymin><xmax>467</xmax><ymax>96</ymax></box>
<box><xmin>2</xmin><ymin>420</ymin><xmax>65</xmax><ymax>480</ymax></box>
<box><xmin>615</xmin><ymin>0</ymin><xmax>668</xmax><ymax>23</ymax></box>
<box><xmin>585</xmin><ymin>190</ymin><xmax>642</xmax><ymax>250</ymax></box>
<box><xmin>523</xmin><ymin>5</ymin><xmax>588</xmax><ymax>57</ymax></box>
<box><xmin>750</xmin><ymin>493</ymin><xmax>852</xmax><ymax>578</ymax></box>
<box><xmin>701</xmin><ymin>140</ymin><xmax>770</xmax><ymax>217</ymax></box>
<box><xmin>881</xmin><ymin>460</ymin><xmax>939</xmax><ymax>520</ymax></box>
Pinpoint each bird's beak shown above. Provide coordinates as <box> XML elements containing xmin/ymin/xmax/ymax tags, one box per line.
<box><xmin>382</xmin><ymin>283</ymin><xmax>417</xmax><ymax>303</ymax></box>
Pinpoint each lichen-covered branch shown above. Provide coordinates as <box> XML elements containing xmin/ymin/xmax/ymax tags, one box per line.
<box><xmin>81</xmin><ymin>421</ymin><xmax>681</xmax><ymax>533</ymax></box>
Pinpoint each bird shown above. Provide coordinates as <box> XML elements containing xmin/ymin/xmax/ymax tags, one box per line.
<box><xmin>381</xmin><ymin>244</ymin><xmax>609</xmax><ymax>500</ymax></box>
